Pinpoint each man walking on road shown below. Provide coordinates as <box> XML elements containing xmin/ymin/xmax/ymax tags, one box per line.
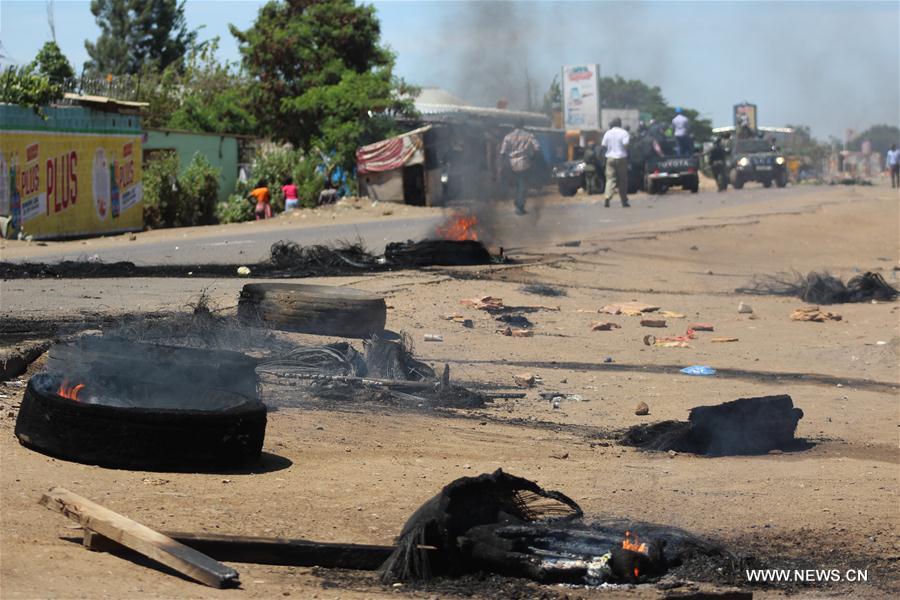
<box><xmin>600</xmin><ymin>117</ymin><xmax>630</xmax><ymax>208</ymax></box>
<box><xmin>887</xmin><ymin>144</ymin><xmax>900</xmax><ymax>189</ymax></box>
<box><xmin>500</xmin><ymin>120</ymin><xmax>541</xmax><ymax>215</ymax></box>
<box><xmin>672</xmin><ymin>108</ymin><xmax>691</xmax><ymax>156</ymax></box>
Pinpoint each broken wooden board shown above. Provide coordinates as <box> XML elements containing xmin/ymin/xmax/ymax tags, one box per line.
<box><xmin>40</xmin><ymin>487</ymin><xmax>239</xmax><ymax>588</ymax></box>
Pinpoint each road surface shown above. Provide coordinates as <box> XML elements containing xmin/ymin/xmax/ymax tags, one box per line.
<box><xmin>8</xmin><ymin>186</ymin><xmax>811</xmax><ymax>265</ymax></box>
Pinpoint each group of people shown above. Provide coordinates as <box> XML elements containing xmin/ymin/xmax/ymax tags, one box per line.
<box><xmin>248</xmin><ymin>178</ymin><xmax>300</xmax><ymax>220</ymax></box>
<box><xmin>500</xmin><ymin>111</ymin><xmax>694</xmax><ymax>213</ymax></box>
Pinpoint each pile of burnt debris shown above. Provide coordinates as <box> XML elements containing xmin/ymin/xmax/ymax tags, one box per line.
<box><xmin>37</xmin><ymin>470</ymin><xmax>792</xmax><ymax>595</ymax></box>
<box><xmin>736</xmin><ymin>270</ymin><xmax>898</xmax><ymax>304</ymax></box>
<box><xmin>0</xmin><ymin>238</ymin><xmax>499</xmax><ymax>279</ymax></box>
<box><xmin>620</xmin><ymin>395</ymin><xmax>806</xmax><ymax>456</ymax></box>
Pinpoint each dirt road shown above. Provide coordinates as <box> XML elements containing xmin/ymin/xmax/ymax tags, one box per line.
<box><xmin>1</xmin><ymin>183</ymin><xmax>898</xmax><ymax>599</ymax></box>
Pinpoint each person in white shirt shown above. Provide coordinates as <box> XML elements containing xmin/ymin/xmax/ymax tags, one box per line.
<box><xmin>887</xmin><ymin>144</ymin><xmax>900</xmax><ymax>189</ymax></box>
<box><xmin>600</xmin><ymin>117</ymin><xmax>631</xmax><ymax>207</ymax></box>
<box><xmin>672</xmin><ymin>107</ymin><xmax>691</xmax><ymax>157</ymax></box>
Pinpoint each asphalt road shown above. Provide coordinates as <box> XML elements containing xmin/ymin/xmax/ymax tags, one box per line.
<box><xmin>15</xmin><ymin>185</ymin><xmax>795</xmax><ymax>265</ymax></box>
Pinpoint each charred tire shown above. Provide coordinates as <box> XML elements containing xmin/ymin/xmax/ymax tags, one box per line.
<box><xmin>384</xmin><ymin>239</ymin><xmax>492</xmax><ymax>267</ymax></box>
<box><xmin>557</xmin><ymin>183</ymin><xmax>578</xmax><ymax>197</ymax></box>
<box><xmin>14</xmin><ymin>378</ymin><xmax>266</xmax><ymax>470</ymax></box>
<box><xmin>239</xmin><ymin>283</ymin><xmax>386</xmax><ymax>338</ymax></box>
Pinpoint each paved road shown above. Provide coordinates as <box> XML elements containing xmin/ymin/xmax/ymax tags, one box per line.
<box><xmin>17</xmin><ymin>185</ymin><xmax>796</xmax><ymax>265</ymax></box>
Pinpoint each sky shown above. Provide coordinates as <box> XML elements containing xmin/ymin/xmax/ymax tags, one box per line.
<box><xmin>1</xmin><ymin>0</ymin><xmax>898</xmax><ymax>140</ymax></box>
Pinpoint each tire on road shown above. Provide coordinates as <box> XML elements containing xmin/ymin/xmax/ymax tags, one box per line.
<box><xmin>14</xmin><ymin>375</ymin><xmax>267</xmax><ymax>470</ymax></box>
<box><xmin>238</xmin><ymin>283</ymin><xmax>387</xmax><ymax>338</ymax></box>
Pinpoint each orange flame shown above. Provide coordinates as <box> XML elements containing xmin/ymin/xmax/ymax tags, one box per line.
<box><xmin>58</xmin><ymin>379</ymin><xmax>86</xmax><ymax>401</ymax></box>
<box><xmin>435</xmin><ymin>212</ymin><xmax>478</xmax><ymax>241</ymax></box>
<box><xmin>623</xmin><ymin>530</ymin><xmax>649</xmax><ymax>554</ymax></box>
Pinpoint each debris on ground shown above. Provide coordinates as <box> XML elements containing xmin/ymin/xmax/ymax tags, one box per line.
<box><xmin>423</xmin><ymin>333</ymin><xmax>444</xmax><ymax>342</ymax></box>
<box><xmin>513</xmin><ymin>373</ymin><xmax>537</xmax><ymax>387</ymax></box>
<box><xmin>460</xmin><ymin>296</ymin><xmax>505</xmax><ymax>310</ymax></box>
<box><xmin>519</xmin><ymin>284</ymin><xmax>567</xmax><ymax>297</ymax></box>
<box><xmin>495</xmin><ymin>314</ymin><xmax>533</xmax><ymax>329</ymax></box>
<box><xmin>621</xmin><ymin>395</ymin><xmax>804</xmax><ymax>456</ymax></box>
<box><xmin>690</xmin><ymin>323</ymin><xmax>715</xmax><ymax>331</ymax></box>
<box><xmin>710</xmin><ymin>337</ymin><xmax>739</xmax><ymax>343</ymax></box>
<box><xmin>640</xmin><ymin>318</ymin><xmax>667</xmax><ymax>328</ymax></box>
<box><xmin>600</xmin><ymin>302</ymin><xmax>661</xmax><ymax>316</ymax></box>
<box><xmin>680</xmin><ymin>365</ymin><xmax>716</xmax><ymax>376</ymax></box>
<box><xmin>497</xmin><ymin>326</ymin><xmax>533</xmax><ymax>337</ymax></box>
<box><xmin>635</xmin><ymin>401</ymin><xmax>650</xmax><ymax>416</ymax></box>
<box><xmin>658</xmin><ymin>310</ymin><xmax>686</xmax><ymax>319</ymax></box>
<box><xmin>736</xmin><ymin>271</ymin><xmax>898</xmax><ymax>304</ymax></box>
<box><xmin>590</xmin><ymin>321</ymin><xmax>621</xmax><ymax>331</ymax></box>
<box><xmin>790</xmin><ymin>306</ymin><xmax>842</xmax><ymax>322</ymax></box>
<box><xmin>737</xmin><ymin>302</ymin><xmax>753</xmax><ymax>314</ymax></box>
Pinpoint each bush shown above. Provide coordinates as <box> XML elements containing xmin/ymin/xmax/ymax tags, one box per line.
<box><xmin>216</xmin><ymin>192</ymin><xmax>254</xmax><ymax>224</ymax></box>
<box><xmin>178</xmin><ymin>153</ymin><xmax>219</xmax><ymax>226</ymax></box>
<box><xmin>143</xmin><ymin>152</ymin><xmax>220</xmax><ymax>229</ymax></box>
<box><xmin>142</xmin><ymin>152</ymin><xmax>180</xmax><ymax>229</ymax></box>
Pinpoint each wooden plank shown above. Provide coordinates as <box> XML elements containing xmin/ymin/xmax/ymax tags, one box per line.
<box><xmin>161</xmin><ymin>531</ymin><xmax>396</xmax><ymax>570</ymax></box>
<box><xmin>40</xmin><ymin>487</ymin><xmax>239</xmax><ymax>588</ymax></box>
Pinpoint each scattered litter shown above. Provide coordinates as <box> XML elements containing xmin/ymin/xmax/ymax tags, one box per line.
<box><xmin>520</xmin><ymin>284</ymin><xmax>567</xmax><ymax>297</ymax></box>
<box><xmin>737</xmin><ymin>302</ymin><xmax>753</xmax><ymax>314</ymax></box>
<box><xmin>441</xmin><ymin>313</ymin><xmax>466</xmax><ymax>322</ymax></box>
<box><xmin>689</xmin><ymin>323</ymin><xmax>714</xmax><ymax>331</ymax></box>
<box><xmin>876</xmin><ymin>340</ymin><xmax>888</xmax><ymax>345</ymax></box>
<box><xmin>680</xmin><ymin>365</ymin><xmax>716</xmax><ymax>376</ymax></box>
<box><xmin>496</xmin><ymin>314</ymin><xmax>533</xmax><ymax>329</ymax></box>
<box><xmin>600</xmin><ymin>302</ymin><xmax>660</xmax><ymax>316</ymax></box>
<box><xmin>710</xmin><ymin>337</ymin><xmax>739</xmax><ymax>343</ymax></box>
<box><xmin>497</xmin><ymin>326</ymin><xmax>533</xmax><ymax>337</ymax></box>
<box><xmin>236</xmin><ymin>266</ymin><xmax>251</xmax><ymax>276</ymax></box>
<box><xmin>590</xmin><ymin>321</ymin><xmax>621</xmax><ymax>331</ymax></box>
<box><xmin>603</xmin><ymin>357</ymin><xmax>614</xmax><ymax>363</ymax></box>
<box><xmin>790</xmin><ymin>306</ymin><xmax>842</xmax><ymax>322</ymax></box>
<box><xmin>423</xmin><ymin>334</ymin><xmax>444</xmax><ymax>342</ymax></box>
<box><xmin>513</xmin><ymin>373</ymin><xmax>537</xmax><ymax>387</ymax></box>
<box><xmin>460</xmin><ymin>296</ymin><xmax>504</xmax><ymax>310</ymax></box>
<box><xmin>550</xmin><ymin>452</ymin><xmax>569</xmax><ymax>459</ymax></box>
<box><xmin>635</xmin><ymin>401</ymin><xmax>650</xmax><ymax>416</ymax></box>
<box><xmin>640</xmin><ymin>319</ymin><xmax>667</xmax><ymax>328</ymax></box>
<box><xmin>462</xmin><ymin>319</ymin><xmax>474</xmax><ymax>328</ymax></box>
<box><xmin>658</xmin><ymin>311</ymin><xmax>685</xmax><ymax>319</ymax></box>
<box><xmin>737</xmin><ymin>271</ymin><xmax>898</xmax><ymax>304</ymax></box>
<box><xmin>556</xmin><ymin>240</ymin><xmax>582</xmax><ymax>248</ymax></box>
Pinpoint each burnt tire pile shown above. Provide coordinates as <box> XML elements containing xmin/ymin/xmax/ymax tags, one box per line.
<box><xmin>238</xmin><ymin>283</ymin><xmax>387</xmax><ymax>339</ymax></box>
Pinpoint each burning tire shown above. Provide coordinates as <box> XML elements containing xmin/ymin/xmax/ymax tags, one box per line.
<box><xmin>239</xmin><ymin>283</ymin><xmax>387</xmax><ymax>338</ymax></box>
<box><xmin>384</xmin><ymin>239</ymin><xmax>492</xmax><ymax>267</ymax></box>
<box><xmin>15</xmin><ymin>373</ymin><xmax>266</xmax><ymax>470</ymax></box>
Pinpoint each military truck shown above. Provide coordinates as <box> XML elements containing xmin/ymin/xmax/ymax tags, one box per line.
<box><xmin>729</xmin><ymin>137</ymin><xmax>788</xmax><ymax>189</ymax></box>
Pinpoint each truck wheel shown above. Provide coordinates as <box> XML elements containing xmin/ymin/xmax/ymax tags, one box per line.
<box><xmin>731</xmin><ymin>171</ymin><xmax>744</xmax><ymax>190</ymax></box>
<box><xmin>645</xmin><ymin>178</ymin><xmax>656</xmax><ymax>195</ymax></box>
<box><xmin>557</xmin><ymin>184</ymin><xmax>577</xmax><ymax>197</ymax></box>
<box><xmin>686</xmin><ymin>176</ymin><xmax>699</xmax><ymax>193</ymax></box>
<box><xmin>776</xmin><ymin>173</ymin><xmax>787</xmax><ymax>188</ymax></box>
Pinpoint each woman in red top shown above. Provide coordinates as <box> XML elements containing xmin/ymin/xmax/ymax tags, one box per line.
<box><xmin>282</xmin><ymin>177</ymin><xmax>299</xmax><ymax>211</ymax></box>
<box><xmin>248</xmin><ymin>180</ymin><xmax>271</xmax><ymax>220</ymax></box>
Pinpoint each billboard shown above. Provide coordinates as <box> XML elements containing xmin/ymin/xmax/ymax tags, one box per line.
<box><xmin>733</xmin><ymin>103</ymin><xmax>758</xmax><ymax>131</ymax></box>
<box><xmin>562</xmin><ymin>64</ymin><xmax>601</xmax><ymax>131</ymax></box>
<box><xmin>0</xmin><ymin>130</ymin><xmax>142</xmax><ymax>239</ymax></box>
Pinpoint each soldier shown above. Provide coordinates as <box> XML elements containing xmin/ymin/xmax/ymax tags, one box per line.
<box><xmin>708</xmin><ymin>134</ymin><xmax>729</xmax><ymax>192</ymax></box>
<box><xmin>582</xmin><ymin>143</ymin><xmax>601</xmax><ymax>195</ymax></box>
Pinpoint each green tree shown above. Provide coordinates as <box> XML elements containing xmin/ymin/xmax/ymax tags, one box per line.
<box><xmin>85</xmin><ymin>0</ymin><xmax>197</xmax><ymax>75</ymax></box>
<box><xmin>783</xmin><ymin>124</ymin><xmax>830</xmax><ymax>162</ymax></box>
<box><xmin>230</xmin><ymin>0</ymin><xmax>416</xmax><ymax>171</ymax></box>
<box><xmin>848</xmin><ymin>124</ymin><xmax>900</xmax><ymax>157</ymax></box>
<box><xmin>32</xmin><ymin>41</ymin><xmax>75</xmax><ymax>86</ymax></box>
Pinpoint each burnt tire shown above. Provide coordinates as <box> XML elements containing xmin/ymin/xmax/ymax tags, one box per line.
<box><xmin>238</xmin><ymin>283</ymin><xmax>386</xmax><ymax>338</ymax></box>
<box><xmin>14</xmin><ymin>376</ymin><xmax>266</xmax><ymax>470</ymax></box>
<box><xmin>384</xmin><ymin>239</ymin><xmax>492</xmax><ymax>267</ymax></box>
